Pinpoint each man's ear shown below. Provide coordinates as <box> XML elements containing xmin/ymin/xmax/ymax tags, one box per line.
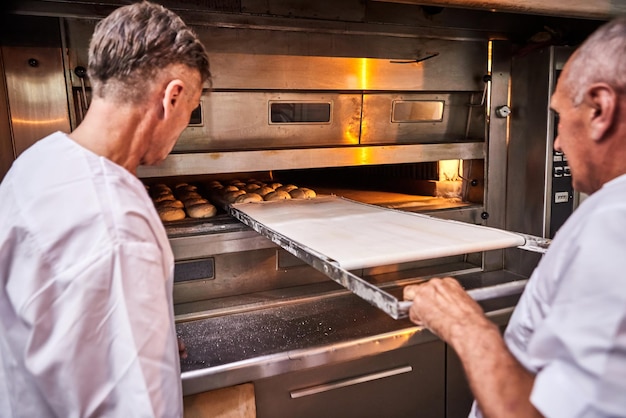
<box><xmin>584</xmin><ymin>83</ymin><xmax>616</xmax><ymax>142</ymax></box>
<box><xmin>162</xmin><ymin>79</ymin><xmax>185</xmax><ymax>120</ymax></box>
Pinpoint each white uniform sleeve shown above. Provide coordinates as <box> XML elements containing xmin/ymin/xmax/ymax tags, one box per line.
<box><xmin>528</xmin><ymin>205</ymin><xmax>626</xmax><ymax>418</ymax></box>
<box><xmin>20</xmin><ymin>241</ymin><xmax>181</xmax><ymax>418</ymax></box>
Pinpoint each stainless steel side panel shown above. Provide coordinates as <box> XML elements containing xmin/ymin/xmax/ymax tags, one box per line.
<box><xmin>506</xmin><ymin>46</ymin><xmax>573</xmax><ymax>239</ymax></box>
<box><xmin>1</xmin><ymin>46</ymin><xmax>70</xmax><ymax>156</ymax></box>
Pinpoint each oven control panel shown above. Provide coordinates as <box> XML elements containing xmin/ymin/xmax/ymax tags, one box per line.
<box><xmin>550</xmin><ymin>150</ymin><xmax>574</xmax><ymax>237</ymax></box>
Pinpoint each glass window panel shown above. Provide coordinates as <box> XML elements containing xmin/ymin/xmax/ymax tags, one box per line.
<box><xmin>270</xmin><ymin>102</ymin><xmax>331</xmax><ymax>123</ymax></box>
<box><xmin>188</xmin><ymin>102</ymin><xmax>203</xmax><ymax>125</ymax></box>
<box><xmin>392</xmin><ymin>100</ymin><xmax>444</xmax><ymax>123</ymax></box>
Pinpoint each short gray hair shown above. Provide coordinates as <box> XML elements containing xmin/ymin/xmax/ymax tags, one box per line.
<box><xmin>88</xmin><ymin>1</ymin><xmax>211</xmax><ymax>102</ymax></box>
<box><xmin>564</xmin><ymin>17</ymin><xmax>626</xmax><ymax>105</ymax></box>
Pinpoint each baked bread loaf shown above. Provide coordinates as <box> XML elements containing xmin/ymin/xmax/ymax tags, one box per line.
<box><xmin>178</xmin><ymin>189</ymin><xmax>202</xmax><ymax>198</ymax></box>
<box><xmin>187</xmin><ymin>202</ymin><xmax>217</xmax><ymax>218</ymax></box>
<box><xmin>224</xmin><ymin>190</ymin><xmax>246</xmax><ymax>203</ymax></box>
<box><xmin>289</xmin><ymin>188</ymin><xmax>307</xmax><ymax>199</ymax></box>
<box><xmin>152</xmin><ymin>183</ymin><xmax>171</xmax><ymax>192</ymax></box>
<box><xmin>256</xmin><ymin>186</ymin><xmax>274</xmax><ymax>197</ymax></box>
<box><xmin>264</xmin><ymin>190</ymin><xmax>291</xmax><ymax>201</ymax></box>
<box><xmin>183</xmin><ymin>197</ymin><xmax>209</xmax><ymax>208</ymax></box>
<box><xmin>174</xmin><ymin>182</ymin><xmax>189</xmax><ymax>190</ymax></box>
<box><xmin>244</xmin><ymin>183</ymin><xmax>262</xmax><ymax>192</ymax></box>
<box><xmin>208</xmin><ymin>181</ymin><xmax>223</xmax><ymax>191</ymax></box>
<box><xmin>300</xmin><ymin>187</ymin><xmax>317</xmax><ymax>198</ymax></box>
<box><xmin>222</xmin><ymin>185</ymin><xmax>240</xmax><ymax>193</ymax></box>
<box><xmin>157</xmin><ymin>207</ymin><xmax>186</xmax><ymax>222</ymax></box>
<box><xmin>154</xmin><ymin>193</ymin><xmax>176</xmax><ymax>203</ymax></box>
<box><xmin>234</xmin><ymin>193</ymin><xmax>263</xmax><ymax>203</ymax></box>
<box><xmin>276</xmin><ymin>184</ymin><xmax>298</xmax><ymax>193</ymax></box>
<box><xmin>156</xmin><ymin>199</ymin><xmax>184</xmax><ymax>209</ymax></box>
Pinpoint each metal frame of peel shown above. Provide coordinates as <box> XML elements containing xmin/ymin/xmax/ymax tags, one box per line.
<box><xmin>229</xmin><ymin>206</ymin><xmax>549</xmax><ymax>320</ymax></box>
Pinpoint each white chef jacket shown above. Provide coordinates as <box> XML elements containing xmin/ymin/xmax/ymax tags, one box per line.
<box><xmin>470</xmin><ymin>173</ymin><xmax>626</xmax><ymax>418</ymax></box>
<box><xmin>0</xmin><ymin>132</ymin><xmax>182</xmax><ymax>417</ymax></box>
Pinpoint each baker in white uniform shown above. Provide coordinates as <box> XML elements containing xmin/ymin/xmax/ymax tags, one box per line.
<box><xmin>0</xmin><ymin>2</ymin><xmax>211</xmax><ymax>417</ymax></box>
<box><xmin>403</xmin><ymin>18</ymin><xmax>626</xmax><ymax>418</ymax></box>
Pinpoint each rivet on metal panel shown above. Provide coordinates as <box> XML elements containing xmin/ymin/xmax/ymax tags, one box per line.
<box><xmin>495</xmin><ymin>105</ymin><xmax>511</xmax><ymax>118</ymax></box>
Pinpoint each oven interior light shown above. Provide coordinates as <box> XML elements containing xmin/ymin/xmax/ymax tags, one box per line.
<box><xmin>438</xmin><ymin>159</ymin><xmax>463</xmax><ymax>182</ymax></box>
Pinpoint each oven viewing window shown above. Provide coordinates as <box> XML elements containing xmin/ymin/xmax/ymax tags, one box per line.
<box><xmin>392</xmin><ymin>100</ymin><xmax>444</xmax><ymax>123</ymax></box>
<box><xmin>188</xmin><ymin>101</ymin><xmax>203</xmax><ymax>126</ymax></box>
<box><xmin>269</xmin><ymin>101</ymin><xmax>332</xmax><ymax>124</ymax></box>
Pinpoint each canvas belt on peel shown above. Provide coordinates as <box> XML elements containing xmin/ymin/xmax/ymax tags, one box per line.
<box><xmin>229</xmin><ymin>196</ymin><xmax>548</xmax><ymax>319</ymax></box>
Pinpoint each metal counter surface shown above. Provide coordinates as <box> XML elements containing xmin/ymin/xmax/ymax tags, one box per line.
<box><xmin>177</xmin><ymin>270</ymin><xmax>523</xmax><ymax>395</ymax></box>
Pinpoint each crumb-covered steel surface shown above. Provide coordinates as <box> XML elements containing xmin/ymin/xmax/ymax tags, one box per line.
<box><xmin>175</xmin><ymin>270</ymin><xmax>524</xmax><ymax>395</ymax></box>
<box><xmin>177</xmin><ymin>273</ymin><xmax>521</xmax><ymax>362</ymax></box>
<box><xmin>177</xmin><ymin>293</ymin><xmax>410</xmax><ymax>372</ymax></box>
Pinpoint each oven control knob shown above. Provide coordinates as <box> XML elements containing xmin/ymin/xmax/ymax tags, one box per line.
<box><xmin>481</xmin><ymin>211</ymin><xmax>489</xmax><ymax>220</ymax></box>
<box><xmin>495</xmin><ymin>105</ymin><xmax>511</xmax><ymax>118</ymax></box>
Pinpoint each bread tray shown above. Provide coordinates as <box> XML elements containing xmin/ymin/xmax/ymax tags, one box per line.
<box><xmin>229</xmin><ymin>196</ymin><xmax>545</xmax><ymax>319</ymax></box>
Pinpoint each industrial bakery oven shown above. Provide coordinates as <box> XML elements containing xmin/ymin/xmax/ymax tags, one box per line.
<box><xmin>0</xmin><ymin>2</ymin><xmax>600</xmax><ymax>417</ymax></box>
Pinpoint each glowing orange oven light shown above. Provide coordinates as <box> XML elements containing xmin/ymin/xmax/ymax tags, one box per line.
<box><xmin>438</xmin><ymin>159</ymin><xmax>463</xmax><ymax>181</ymax></box>
<box><xmin>437</xmin><ymin>160</ymin><xmax>464</xmax><ymax>198</ymax></box>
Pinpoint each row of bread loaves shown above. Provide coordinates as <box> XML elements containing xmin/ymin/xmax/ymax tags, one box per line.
<box><xmin>148</xmin><ymin>183</ymin><xmax>216</xmax><ymax>221</ymax></box>
<box><xmin>208</xmin><ymin>179</ymin><xmax>316</xmax><ymax>204</ymax></box>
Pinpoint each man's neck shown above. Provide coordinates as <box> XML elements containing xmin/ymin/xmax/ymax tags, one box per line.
<box><xmin>68</xmin><ymin>99</ymin><xmax>153</xmax><ymax>175</ymax></box>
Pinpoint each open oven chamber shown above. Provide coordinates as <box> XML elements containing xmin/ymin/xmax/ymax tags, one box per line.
<box><xmin>1</xmin><ymin>2</ymin><xmax>601</xmax><ymax>416</ymax></box>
